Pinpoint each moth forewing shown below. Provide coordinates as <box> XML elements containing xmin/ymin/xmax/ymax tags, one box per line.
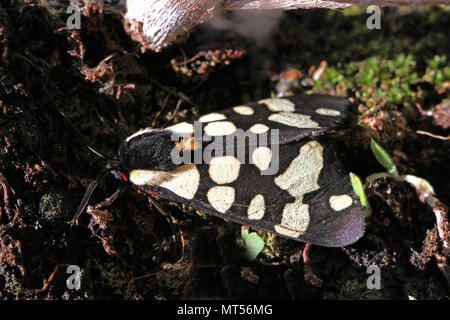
<box><xmin>119</xmin><ymin>95</ymin><xmax>365</xmax><ymax>247</ymax></box>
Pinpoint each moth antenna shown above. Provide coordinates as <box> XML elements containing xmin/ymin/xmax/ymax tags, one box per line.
<box><xmin>59</xmin><ymin>110</ymin><xmax>108</xmax><ymax>159</ymax></box>
<box><xmin>86</xmin><ymin>145</ymin><xmax>106</xmax><ymax>159</ymax></box>
<box><xmin>70</xmin><ymin>169</ymin><xmax>111</xmax><ymax>226</ymax></box>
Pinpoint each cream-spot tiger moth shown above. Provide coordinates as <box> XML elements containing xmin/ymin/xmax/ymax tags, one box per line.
<box><xmin>75</xmin><ymin>94</ymin><xmax>365</xmax><ymax>247</ymax></box>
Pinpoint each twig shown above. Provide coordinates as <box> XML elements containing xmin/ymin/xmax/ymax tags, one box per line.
<box><xmin>24</xmin><ymin>264</ymin><xmax>69</xmax><ymax>295</ymax></box>
<box><xmin>435</xmin><ymin>253</ymin><xmax>450</xmax><ymax>286</ymax></box>
<box><xmin>367</xmin><ymin>171</ymin><xmax>450</xmax><ymax>284</ymax></box>
<box><xmin>127</xmin><ymin>272</ymin><xmax>158</xmax><ymax>293</ymax></box>
<box><xmin>423</xmin><ymin>196</ymin><xmax>450</xmax><ymax>256</ymax></box>
<box><xmin>0</xmin><ymin>172</ymin><xmax>15</xmax><ymax>223</ymax></box>
<box><xmin>148</xmin><ymin>78</ymin><xmax>194</xmax><ymax>106</ymax></box>
<box><xmin>416</xmin><ymin>130</ymin><xmax>450</xmax><ymax>141</ymax></box>
<box><xmin>152</xmin><ymin>93</ymin><xmax>172</xmax><ymax>127</ymax></box>
<box><xmin>415</xmin><ymin>103</ymin><xmax>433</xmax><ymax>116</ymax></box>
<box><xmin>302</xmin><ymin>242</ymin><xmax>322</xmax><ymax>288</ymax></box>
<box><xmin>358</xmin><ymin>99</ymin><xmax>388</xmax><ymax>120</ymax></box>
<box><xmin>168</xmin><ymin>99</ymin><xmax>183</xmax><ymax>121</ymax></box>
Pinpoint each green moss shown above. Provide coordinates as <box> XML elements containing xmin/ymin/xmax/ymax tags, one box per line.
<box><xmin>338</xmin><ymin>279</ymin><xmax>386</xmax><ymax>300</ymax></box>
<box><xmin>312</xmin><ymin>54</ymin><xmax>427</xmax><ymax>108</ymax></box>
<box><xmin>39</xmin><ymin>193</ymin><xmax>64</xmax><ymax>222</ymax></box>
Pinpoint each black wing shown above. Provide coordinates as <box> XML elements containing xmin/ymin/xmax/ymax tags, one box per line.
<box><xmin>134</xmin><ymin>138</ymin><xmax>364</xmax><ymax>247</ymax></box>
<box><xmin>194</xmin><ymin>94</ymin><xmax>351</xmax><ymax>143</ymax></box>
<box><xmin>123</xmin><ymin>94</ymin><xmax>365</xmax><ymax>247</ymax></box>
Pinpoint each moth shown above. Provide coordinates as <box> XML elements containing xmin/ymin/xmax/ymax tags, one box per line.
<box><xmin>111</xmin><ymin>94</ymin><xmax>365</xmax><ymax>247</ymax></box>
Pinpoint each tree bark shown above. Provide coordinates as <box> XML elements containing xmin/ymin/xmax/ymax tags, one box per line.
<box><xmin>230</xmin><ymin>0</ymin><xmax>449</xmax><ymax>10</ymax></box>
<box><xmin>124</xmin><ymin>0</ymin><xmax>450</xmax><ymax>52</ymax></box>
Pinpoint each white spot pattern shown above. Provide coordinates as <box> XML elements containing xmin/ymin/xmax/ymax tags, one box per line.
<box><xmin>268</xmin><ymin>112</ymin><xmax>320</xmax><ymax>129</ymax></box>
<box><xmin>129</xmin><ymin>164</ymin><xmax>200</xmax><ymax>200</ymax></box>
<box><xmin>249</xmin><ymin>123</ymin><xmax>269</xmax><ymax>134</ymax></box>
<box><xmin>207</xmin><ymin>186</ymin><xmax>235</xmax><ymax>213</ymax></box>
<box><xmin>199</xmin><ymin>113</ymin><xmax>227</xmax><ymax>123</ymax></box>
<box><xmin>315</xmin><ymin>108</ymin><xmax>341</xmax><ymax>116</ymax></box>
<box><xmin>233</xmin><ymin>106</ymin><xmax>254</xmax><ymax>115</ymax></box>
<box><xmin>167</xmin><ymin>122</ymin><xmax>194</xmax><ymax>135</ymax></box>
<box><xmin>251</xmin><ymin>147</ymin><xmax>272</xmax><ymax>171</ymax></box>
<box><xmin>329</xmin><ymin>194</ymin><xmax>353</xmax><ymax>211</ymax></box>
<box><xmin>259</xmin><ymin>98</ymin><xmax>295</xmax><ymax>112</ymax></box>
<box><xmin>204</xmin><ymin>121</ymin><xmax>237</xmax><ymax>136</ymax></box>
<box><xmin>273</xmin><ymin>141</ymin><xmax>324</xmax><ymax>237</ymax></box>
<box><xmin>274</xmin><ymin>141</ymin><xmax>323</xmax><ymax>197</ymax></box>
<box><xmin>209</xmin><ymin>156</ymin><xmax>241</xmax><ymax>184</ymax></box>
<box><xmin>275</xmin><ymin>195</ymin><xmax>310</xmax><ymax>236</ymax></box>
<box><xmin>248</xmin><ymin>194</ymin><xmax>265</xmax><ymax>220</ymax></box>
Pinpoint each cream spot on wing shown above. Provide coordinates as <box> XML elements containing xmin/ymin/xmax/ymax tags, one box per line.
<box><xmin>315</xmin><ymin>107</ymin><xmax>341</xmax><ymax>116</ymax></box>
<box><xmin>249</xmin><ymin>123</ymin><xmax>269</xmax><ymax>134</ymax></box>
<box><xmin>248</xmin><ymin>194</ymin><xmax>265</xmax><ymax>220</ymax></box>
<box><xmin>199</xmin><ymin>113</ymin><xmax>227</xmax><ymax>123</ymax></box>
<box><xmin>160</xmin><ymin>164</ymin><xmax>200</xmax><ymax>199</ymax></box>
<box><xmin>209</xmin><ymin>156</ymin><xmax>241</xmax><ymax>184</ymax></box>
<box><xmin>268</xmin><ymin>112</ymin><xmax>320</xmax><ymax>128</ymax></box>
<box><xmin>167</xmin><ymin>122</ymin><xmax>194</xmax><ymax>135</ymax></box>
<box><xmin>275</xmin><ymin>195</ymin><xmax>310</xmax><ymax>237</ymax></box>
<box><xmin>207</xmin><ymin>186</ymin><xmax>235</xmax><ymax>213</ymax></box>
<box><xmin>129</xmin><ymin>169</ymin><xmax>161</xmax><ymax>186</ymax></box>
<box><xmin>259</xmin><ymin>98</ymin><xmax>295</xmax><ymax>112</ymax></box>
<box><xmin>129</xmin><ymin>164</ymin><xmax>200</xmax><ymax>200</ymax></box>
<box><xmin>329</xmin><ymin>194</ymin><xmax>353</xmax><ymax>211</ymax></box>
<box><xmin>233</xmin><ymin>106</ymin><xmax>254</xmax><ymax>115</ymax></box>
<box><xmin>274</xmin><ymin>141</ymin><xmax>323</xmax><ymax>197</ymax></box>
<box><xmin>252</xmin><ymin>147</ymin><xmax>272</xmax><ymax>171</ymax></box>
<box><xmin>204</xmin><ymin>121</ymin><xmax>237</xmax><ymax>136</ymax></box>
<box><xmin>126</xmin><ymin>127</ymin><xmax>153</xmax><ymax>142</ymax></box>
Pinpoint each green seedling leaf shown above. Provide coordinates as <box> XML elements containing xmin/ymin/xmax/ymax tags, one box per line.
<box><xmin>241</xmin><ymin>228</ymin><xmax>249</xmax><ymax>241</ymax></box>
<box><xmin>370</xmin><ymin>139</ymin><xmax>398</xmax><ymax>175</ymax></box>
<box><xmin>241</xmin><ymin>229</ymin><xmax>265</xmax><ymax>260</ymax></box>
<box><xmin>350</xmin><ymin>172</ymin><xmax>372</xmax><ymax>216</ymax></box>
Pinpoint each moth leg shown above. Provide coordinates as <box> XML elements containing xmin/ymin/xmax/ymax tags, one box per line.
<box><xmin>303</xmin><ymin>242</ymin><xmax>323</xmax><ymax>288</ymax></box>
<box><xmin>93</xmin><ymin>187</ymin><xmax>124</xmax><ymax>209</ymax></box>
<box><xmin>70</xmin><ymin>169</ymin><xmax>111</xmax><ymax>225</ymax></box>
<box><xmin>148</xmin><ymin>197</ymin><xmax>185</xmax><ymax>263</ymax></box>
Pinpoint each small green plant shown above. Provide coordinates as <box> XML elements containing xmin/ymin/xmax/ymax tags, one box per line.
<box><xmin>350</xmin><ymin>172</ymin><xmax>371</xmax><ymax>216</ymax></box>
<box><xmin>241</xmin><ymin>228</ymin><xmax>265</xmax><ymax>261</ymax></box>
<box><xmin>350</xmin><ymin>139</ymin><xmax>436</xmax><ymax>215</ymax></box>
<box><xmin>369</xmin><ymin>139</ymin><xmax>398</xmax><ymax>176</ymax></box>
